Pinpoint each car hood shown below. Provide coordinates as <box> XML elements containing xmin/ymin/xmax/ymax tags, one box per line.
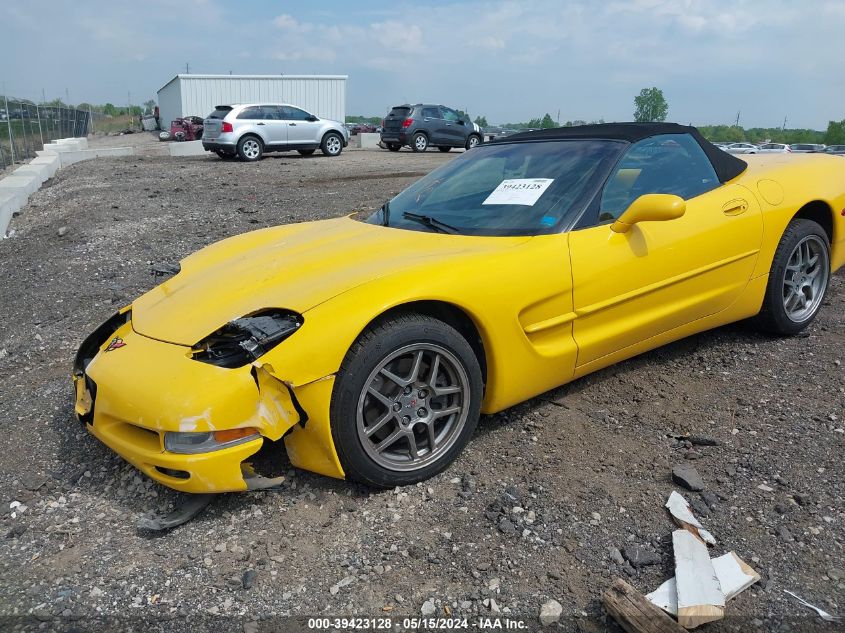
<box><xmin>132</xmin><ymin>216</ymin><xmax>527</xmax><ymax>345</ymax></box>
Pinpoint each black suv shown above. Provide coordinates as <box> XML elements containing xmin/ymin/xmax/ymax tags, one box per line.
<box><xmin>381</xmin><ymin>104</ymin><xmax>483</xmax><ymax>152</ymax></box>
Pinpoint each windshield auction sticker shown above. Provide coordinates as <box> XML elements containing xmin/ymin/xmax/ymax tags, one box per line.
<box><xmin>482</xmin><ymin>178</ymin><xmax>554</xmax><ymax>206</ymax></box>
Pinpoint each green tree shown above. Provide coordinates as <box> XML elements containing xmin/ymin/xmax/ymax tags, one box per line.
<box><xmin>474</xmin><ymin>115</ymin><xmax>488</xmax><ymax>127</ymax></box>
<box><xmin>540</xmin><ymin>113</ymin><xmax>556</xmax><ymax>128</ymax></box>
<box><xmin>143</xmin><ymin>99</ymin><xmax>156</xmax><ymax>114</ymax></box>
<box><xmin>633</xmin><ymin>87</ymin><xmax>669</xmax><ymax>122</ymax></box>
<box><xmin>824</xmin><ymin>119</ymin><xmax>845</xmax><ymax>145</ymax></box>
<box><xmin>103</xmin><ymin>103</ymin><xmax>118</xmax><ymax>116</ymax></box>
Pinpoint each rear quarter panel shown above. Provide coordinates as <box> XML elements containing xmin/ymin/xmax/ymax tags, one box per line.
<box><xmin>737</xmin><ymin>155</ymin><xmax>845</xmax><ymax>277</ymax></box>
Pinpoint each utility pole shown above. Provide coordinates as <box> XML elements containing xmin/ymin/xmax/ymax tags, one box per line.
<box><xmin>185</xmin><ymin>62</ymin><xmax>190</xmax><ymax>74</ymax></box>
<box><xmin>65</xmin><ymin>87</ymin><xmax>70</xmax><ymax>105</ymax></box>
<box><xmin>41</xmin><ymin>88</ymin><xmax>46</xmax><ymax>104</ymax></box>
<box><xmin>557</xmin><ymin>109</ymin><xmax>560</xmax><ymax>126</ymax></box>
<box><xmin>782</xmin><ymin>115</ymin><xmax>787</xmax><ymax>131</ymax></box>
<box><xmin>734</xmin><ymin>111</ymin><xmax>740</xmax><ymax>127</ymax></box>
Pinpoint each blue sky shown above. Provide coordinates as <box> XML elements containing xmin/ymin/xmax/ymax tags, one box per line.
<box><xmin>1</xmin><ymin>0</ymin><xmax>843</xmax><ymax>129</ymax></box>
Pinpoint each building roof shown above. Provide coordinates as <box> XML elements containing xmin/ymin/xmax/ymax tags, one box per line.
<box><xmin>157</xmin><ymin>73</ymin><xmax>348</xmax><ymax>93</ymax></box>
<box><xmin>493</xmin><ymin>122</ymin><xmax>747</xmax><ymax>183</ymax></box>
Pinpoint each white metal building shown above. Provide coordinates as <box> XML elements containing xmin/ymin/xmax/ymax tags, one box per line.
<box><xmin>156</xmin><ymin>74</ymin><xmax>347</xmax><ymax>129</ymax></box>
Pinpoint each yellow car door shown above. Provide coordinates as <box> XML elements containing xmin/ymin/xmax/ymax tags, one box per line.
<box><xmin>568</xmin><ymin>133</ymin><xmax>763</xmax><ymax>368</ymax></box>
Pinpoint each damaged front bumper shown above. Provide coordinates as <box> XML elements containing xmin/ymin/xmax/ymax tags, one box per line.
<box><xmin>73</xmin><ymin>311</ymin><xmax>343</xmax><ymax>493</ymax></box>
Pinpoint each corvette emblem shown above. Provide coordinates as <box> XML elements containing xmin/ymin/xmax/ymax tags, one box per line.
<box><xmin>105</xmin><ymin>337</ymin><xmax>126</xmax><ymax>352</ymax></box>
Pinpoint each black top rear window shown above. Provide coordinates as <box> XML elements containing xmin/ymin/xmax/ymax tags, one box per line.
<box><xmin>208</xmin><ymin>107</ymin><xmax>232</xmax><ymax>119</ymax></box>
<box><xmin>388</xmin><ymin>107</ymin><xmax>411</xmax><ymax>117</ymax></box>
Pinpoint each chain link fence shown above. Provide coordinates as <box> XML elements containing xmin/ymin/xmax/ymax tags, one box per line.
<box><xmin>0</xmin><ymin>98</ymin><xmax>91</xmax><ymax>170</ymax></box>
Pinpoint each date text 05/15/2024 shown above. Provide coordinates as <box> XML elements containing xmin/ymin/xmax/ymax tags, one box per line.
<box><xmin>307</xmin><ymin>617</ymin><xmax>529</xmax><ymax>630</ymax></box>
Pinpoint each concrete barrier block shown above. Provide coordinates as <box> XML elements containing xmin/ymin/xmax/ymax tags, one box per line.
<box><xmin>59</xmin><ymin>150</ymin><xmax>100</xmax><ymax>167</ymax></box>
<box><xmin>36</xmin><ymin>149</ymin><xmax>59</xmax><ymax>157</ymax></box>
<box><xmin>359</xmin><ymin>133</ymin><xmax>382</xmax><ymax>150</ymax></box>
<box><xmin>0</xmin><ymin>175</ymin><xmax>39</xmax><ymax>197</ymax></box>
<box><xmin>0</xmin><ymin>189</ymin><xmax>25</xmax><ymax>236</ymax></box>
<box><xmin>57</xmin><ymin>137</ymin><xmax>87</xmax><ymax>149</ymax></box>
<box><xmin>95</xmin><ymin>147</ymin><xmax>134</xmax><ymax>158</ymax></box>
<box><xmin>29</xmin><ymin>155</ymin><xmax>61</xmax><ymax>178</ymax></box>
<box><xmin>43</xmin><ymin>143</ymin><xmax>74</xmax><ymax>153</ymax></box>
<box><xmin>168</xmin><ymin>140</ymin><xmax>206</xmax><ymax>157</ymax></box>
<box><xmin>13</xmin><ymin>164</ymin><xmax>50</xmax><ymax>185</ymax></box>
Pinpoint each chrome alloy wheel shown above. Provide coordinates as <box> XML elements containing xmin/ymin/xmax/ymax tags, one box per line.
<box><xmin>468</xmin><ymin>135</ymin><xmax>479</xmax><ymax>149</ymax></box>
<box><xmin>782</xmin><ymin>234</ymin><xmax>829</xmax><ymax>323</ymax></box>
<box><xmin>414</xmin><ymin>135</ymin><xmax>428</xmax><ymax>151</ymax></box>
<box><xmin>356</xmin><ymin>343</ymin><xmax>469</xmax><ymax>472</ymax></box>
<box><xmin>242</xmin><ymin>138</ymin><xmax>261</xmax><ymax>159</ymax></box>
<box><xmin>325</xmin><ymin>135</ymin><xmax>342</xmax><ymax>155</ymax></box>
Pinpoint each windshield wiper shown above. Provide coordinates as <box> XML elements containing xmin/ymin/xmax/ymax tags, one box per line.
<box><xmin>401</xmin><ymin>212</ymin><xmax>459</xmax><ymax>234</ymax></box>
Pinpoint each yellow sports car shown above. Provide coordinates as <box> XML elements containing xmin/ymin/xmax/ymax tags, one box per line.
<box><xmin>73</xmin><ymin>123</ymin><xmax>845</xmax><ymax>493</ymax></box>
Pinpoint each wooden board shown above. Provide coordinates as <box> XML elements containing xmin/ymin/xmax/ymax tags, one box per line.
<box><xmin>602</xmin><ymin>578</ymin><xmax>687</xmax><ymax>633</ymax></box>
<box><xmin>673</xmin><ymin>530</ymin><xmax>725</xmax><ymax>628</ymax></box>
<box><xmin>647</xmin><ymin>551</ymin><xmax>760</xmax><ymax>615</ymax></box>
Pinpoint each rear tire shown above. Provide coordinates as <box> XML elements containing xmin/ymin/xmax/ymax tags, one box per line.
<box><xmin>237</xmin><ymin>135</ymin><xmax>263</xmax><ymax>161</ymax></box>
<box><xmin>754</xmin><ymin>218</ymin><xmax>830</xmax><ymax>335</ymax></box>
<box><xmin>331</xmin><ymin>313</ymin><xmax>483</xmax><ymax>488</ymax></box>
<box><xmin>387</xmin><ymin>143</ymin><xmax>401</xmax><ymax>152</ymax></box>
<box><xmin>438</xmin><ymin>146</ymin><xmax>451</xmax><ymax>153</ymax></box>
<box><xmin>215</xmin><ymin>150</ymin><xmax>235</xmax><ymax>160</ymax></box>
<box><xmin>321</xmin><ymin>132</ymin><xmax>344</xmax><ymax>157</ymax></box>
<box><xmin>298</xmin><ymin>149</ymin><xmax>316</xmax><ymax>156</ymax></box>
<box><xmin>465</xmin><ymin>134</ymin><xmax>481</xmax><ymax>150</ymax></box>
<box><xmin>411</xmin><ymin>132</ymin><xmax>428</xmax><ymax>152</ymax></box>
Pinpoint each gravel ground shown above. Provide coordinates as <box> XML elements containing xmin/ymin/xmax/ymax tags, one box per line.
<box><xmin>0</xmin><ymin>137</ymin><xmax>843</xmax><ymax>632</ymax></box>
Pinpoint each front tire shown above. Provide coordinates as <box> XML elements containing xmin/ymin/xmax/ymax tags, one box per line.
<box><xmin>331</xmin><ymin>314</ymin><xmax>483</xmax><ymax>487</ymax></box>
<box><xmin>237</xmin><ymin>135</ymin><xmax>263</xmax><ymax>161</ymax></box>
<box><xmin>321</xmin><ymin>132</ymin><xmax>344</xmax><ymax>156</ymax></box>
<box><xmin>411</xmin><ymin>132</ymin><xmax>428</xmax><ymax>152</ymax></box>
<box><xmin>298</xmin><ymin>149</ymin><xmax>316</xmax><ymax>156</ymax></box>
<box><xmin>465</xmin><ymin>134</ymin><xmax>481</xmax><ymax>150</ymax></box>
<box><xmin>438</xmin><ymin>146</ymin><xmax>451</xmax><ymax>153</ymax></box>
<box><xmin>755</xmin><ymin>218</ymin><xmax>830</xmax><ymax>335</ymax></box>
<box><xmin>387</xmin><ymin>143</ymin><xmax>401</xmax><ymax>152</ymax></box>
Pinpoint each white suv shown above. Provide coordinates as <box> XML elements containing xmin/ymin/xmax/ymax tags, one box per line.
<box><xmin>202</xmin><ymin>103</ymin><xmax>349</xmax><ymax>161</ymax></box>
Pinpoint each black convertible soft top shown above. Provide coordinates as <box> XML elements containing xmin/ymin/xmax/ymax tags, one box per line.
<box><xmin>494</xmin><ymin>122</ymin><xmax>747</xmax><ymax>184</ymax></box>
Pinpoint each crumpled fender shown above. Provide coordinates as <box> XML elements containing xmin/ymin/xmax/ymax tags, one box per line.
<box><xmin>251</xmin><ymin>362</ymin><xmax>302</xmax><ymax>441</ymax></box>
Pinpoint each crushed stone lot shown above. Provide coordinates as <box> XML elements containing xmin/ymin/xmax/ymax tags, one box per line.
<box><xmin>0</xmin><ymin>138</ymin><xmax>843</xmax><ymax>632</ymax></box>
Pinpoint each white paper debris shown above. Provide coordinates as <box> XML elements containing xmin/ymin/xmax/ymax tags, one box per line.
<box><xmin>666</xmin><ymin>491</ymin><xmax>716</xmax><ymax>545</ymax></box>
<box><xmin>482</xmin><ymin>178</ymin><xmax>553</xmax><ymax>206</ymax></box>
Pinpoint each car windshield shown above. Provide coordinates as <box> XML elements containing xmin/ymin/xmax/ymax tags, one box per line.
<box><xmin>365</xmin><ymin>140</ymin><xmax>625</xmax><ymax>236</ymax></box>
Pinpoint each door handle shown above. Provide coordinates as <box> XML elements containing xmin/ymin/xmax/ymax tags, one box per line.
<box><xmin>288</xmin><ymin>123</ymin><xmax>297</xmax><ymax>126</ymax></box>
<box><xmin>256</xmin><ymin>122</ymin><xmax>265</xmax><ymax>126</ymax></box>
<box><xmin>722</xmin><ymin>199</ymin><xmax>748</xmax><ymax>216</ymax></box>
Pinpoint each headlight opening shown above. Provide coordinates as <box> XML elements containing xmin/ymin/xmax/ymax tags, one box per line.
<box><xmin>191</xmin><ymin>309</ymin><xmax>303</xmax><ymax>368</ymax></box>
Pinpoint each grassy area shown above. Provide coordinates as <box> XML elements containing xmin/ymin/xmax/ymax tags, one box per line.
<box><xmin>91</xmin><ymin>113</ymin><xmax>141</xmax><ymax>135</ymax></box>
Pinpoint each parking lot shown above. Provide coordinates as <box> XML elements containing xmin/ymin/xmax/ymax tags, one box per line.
<box><xmin>0</xmin><ymin>138</ymin><xmax>843</xmax><ymax>630</ymax></box>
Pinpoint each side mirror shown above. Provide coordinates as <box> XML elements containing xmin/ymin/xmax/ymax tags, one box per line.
<box><xmin>307</xmin><ymin>115</ymin><xmax>319</xmax><ymax>122</ymax></box>
<box><xmin>610</xmin><ymin>194</ymin><xmax>686</xmax><ymax>233</ymax></box>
